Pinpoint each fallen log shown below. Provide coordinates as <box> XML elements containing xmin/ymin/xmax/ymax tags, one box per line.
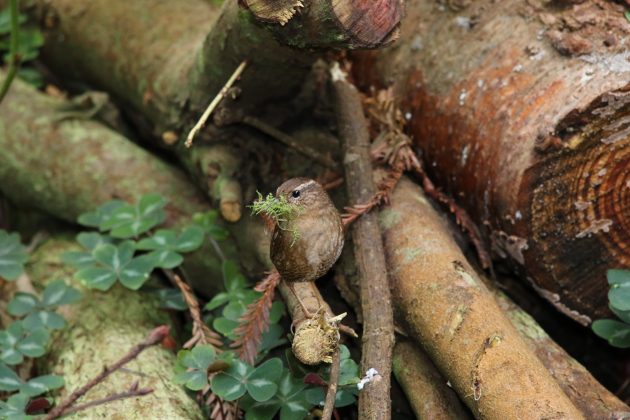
<box><xmin>0</xmin><ymin>75</ymin><xmax>251</xmax><ymax>290</ymax></box>
<box><xmin>393</xmin><ymin>340</ymin><xmax>471</xmax><ymax>420</ymax></box>
<box><xmin>354</xmin><ymin>0</ymin><xmax>630</xmax><ymax>322</ymax></box>
<box><xmin>28</xmin><ymin>236</ymin><xmax>204</xmax><ymax>419</ymax></box>
<box><xmin>335</xmin><ymin>179</ymin><xmax>629</xmax><ymax>417</ymax></box>
<box><xmin>381</xmin><ymin>177</ymin><xmax>583</xmax><ymax>418</ymax></box>
<box><xmin>31</xmin><ymin>0</ymin><xmax>401</xmax><ymax>222</ymax></box>
<box><xmin>493</xmin><ymin>289</ymin><xmax>630</xmax><ymax>419</ymax></box>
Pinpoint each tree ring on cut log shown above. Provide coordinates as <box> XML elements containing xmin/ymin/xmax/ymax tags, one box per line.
<box><xmin>525</xmin><ymin>87</ymin><xmax>630</xmax><ymax>320</ymax></box>
<box><xmin>256</xmin><ymin>0</ymin><xmax>403</xmax><ymax>49</ymax></box>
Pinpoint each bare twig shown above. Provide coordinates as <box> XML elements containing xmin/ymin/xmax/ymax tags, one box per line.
<box><xmin>208</xmin><ymin>236</ymin><xmax>227</xmax><ymax>263</ymax></box>
<box><xmin>44</xmin><ymin>325</ymin><xmax>169</xmax><ymax>420</ymax></box>
<box><xmin>56</xmin><ymin>382</ymin><xmax>153</xmax><ymax>418</ymax></box>
<box><xmin>185</xmin><ymin>60</ymin><xmax>248</xmax><ymax>148</ymax></box>
<box><xmin>0</xmin><ymin>0</ymin><xmax>20</xmax><ymax>105</ymax></box>
<box><xmin>163</xmin><ymin>269</ymin><xmax>222</xmax><ymax>349</ymax></box>
<box><xmin>322</xmin><ymin>348</ymin><xmax>341</xmax><ymax>420</ymax></box>
<box><xmin>333</xmin><ymin>62</ymin><xmax>394</xmax><ymax>420</ymax></box>
<box><xmin>341</xmin><ymin>86</ymin><xmax>492</xmax><ymax>270</ymax></box>
<box><xmin>241</xmin><ymin>116</ymin><xmax>338</xmax><ymax>169</ymax></box>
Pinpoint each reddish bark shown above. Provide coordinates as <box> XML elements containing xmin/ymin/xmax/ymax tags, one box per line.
<box><xmin>354</xmin><ymin>0</ymin><xmax>630</xmax><ymax>322</ymax></box>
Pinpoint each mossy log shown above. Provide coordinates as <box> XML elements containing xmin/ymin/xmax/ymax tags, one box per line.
<box><xmin>354</xmin><ymin>0</ymin><xmax>630</xmax><ymax>322</ymax></box>
<box><xmin>27</xmin><ymin>237</ymin><xmax>203</xmax><ymax>419</ymax></box>
<box><xmin>0</xmin><ymin>75</ymin><xmax>254</xmax><ymax>291</ymax></box>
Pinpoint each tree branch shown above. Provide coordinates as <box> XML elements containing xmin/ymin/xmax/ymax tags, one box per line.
<box><xmin>322</xmin><ymin>347</ymin><xmax>341</xmax><ymax>420</ymax></box>
<box><xmin>44</xmin><ymin>326</ymin><xmax>170</xmax><ymax>420</ymax></box>
<box><xmin>56</xmin><ymin>382</ymin><xmax>154</xmax><ymax>418</ymax></box>
<box><xmin>185</xmin><ymin>60</ymin><xmax>248</xmax><ymax>148</ymax></box>
<box><xmin>333</xmin><ymin>63</ymin><xmax>394</xmax><ymax>419</ymax></box>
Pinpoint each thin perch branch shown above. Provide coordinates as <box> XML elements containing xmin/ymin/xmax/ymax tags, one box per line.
<box><xmin>185</xmin><ymin>60</ymin><xmax>248</xmax><ymax>148</ymax></box>
<box><xmin>55</xmin><ymin>382</ymin><xmax>154</xmax><ymax>418</ymax></box>
<box><xmin>322</xmin><ymin>347</ymin><xmax>341</xmax><ymax>420</ymax></box>
<box><xmin>44</xmin><ymin>325</ymin><xmax>170</xmax><ymax>420</ymax></box>
<box><xmin>332</xmin><ymin>62</ymin><xmax>394</xmax><ymax>420</ymax></box>
<box><xmin>241</xmin><ymin>116</ymin><xmax>338</xmax><ymax>169</ymax></box>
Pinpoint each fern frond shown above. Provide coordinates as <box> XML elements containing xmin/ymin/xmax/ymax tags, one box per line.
<box><xmin>231</xmin><ymin>271</ymin><xmax>281</xmax><ymax>365</ymax></box>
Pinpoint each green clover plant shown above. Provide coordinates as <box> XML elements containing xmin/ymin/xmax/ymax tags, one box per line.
<box><xmin>0</xmin><ymin>235</ymin><xmax>81</xmax><ymax>416</ymax></box>
<box><xmin>63</xmin><ymin>194</ymin><xmax>208</xmax><ymax>292</ymax></box>
<box><xmin>0</xmin><ymin>363</ymin><xmax>64</xmax><ymax>397</ymax></box>
<box><xmin>0</xmin><ymin>230</ymin><xmax>27</xmax><ymax>281</ymax></box>
<box><xmin>8</xmin><ymin>280</ymin><xmax>82</xmax><ymax>331</ymax></box>
<box><xmin>174</xmin><ymin>345</ymin><xmax>218</xmax><ymax>391</ymax></box>
<box><xmin>592</xmin><ymin>269</ymin><xmax>630</xmax><ymax>348</ymax></box>
<box><xmin>0</xmin><ymin>4</ymin><xmax>45</xmax><ymax>88</ymax></box>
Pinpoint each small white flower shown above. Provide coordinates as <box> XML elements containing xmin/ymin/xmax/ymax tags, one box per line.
<box><xmin>357</xmin><ymin>368</ymin><xmax>382</xmax><ymax>390</ymax></box>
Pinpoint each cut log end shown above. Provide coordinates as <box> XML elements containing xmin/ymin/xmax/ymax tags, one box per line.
<box><xmin>525</xmin><ymin>88</ymin><xmax>630</xmax><ymax>320</ymax></box>
<box><xmin>332</xmin><ymin>0</ymin><xmax>403</xmax><ymax>47</ymax></box>
<box><xmin>243</xmin><ymin>0</ymin><xmax>304</xmax><ymax>26</ymax></box>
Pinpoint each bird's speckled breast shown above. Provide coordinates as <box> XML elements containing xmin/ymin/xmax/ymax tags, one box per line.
<box><xmin>270</xmin><ymin>206</ymin><xmax>344</xmax><ymax>283</ymax></box>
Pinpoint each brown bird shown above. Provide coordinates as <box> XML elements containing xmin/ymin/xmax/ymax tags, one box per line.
<box><xmin>270</xmin><ymin>178</ymin><xmax>344</xmax><ymax>316</ymax></box>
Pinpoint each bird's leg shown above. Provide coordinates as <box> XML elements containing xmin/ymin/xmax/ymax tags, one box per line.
<box><xmin>287</xmin><ymin>281</ymin><xmax>316</xmax><ymax>320</ymax></box>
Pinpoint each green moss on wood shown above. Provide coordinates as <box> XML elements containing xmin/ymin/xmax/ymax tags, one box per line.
<box><xmin>29</xmin><ymin>237</ymin><xmax>204</xmax><ymax>419</ymax></box>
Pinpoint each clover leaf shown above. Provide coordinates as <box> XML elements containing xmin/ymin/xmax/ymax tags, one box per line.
<box><xmin>61</xmin><ymin>232</ymin><xmax>113</xmax><ymax>270</ymax></box>
<box><xmin>5</xmin><ymin>27</ymin><xmax>44</xmax><ymax>63</ymax></box>
<box><xmin>0</xmin><ymin>392</ymin><xmax>30</xmax><ymax>420</ymax></box>
<box><xmin>0</xmin><ymin>8</ymin><xmax>26</xmax><ymax>35</ymax></box>
<box><xmin>205</xmin><ymin>261</ymin><xmax>253</xmax><ymax>311</ymax></box>
<box><xmin>136</xmin><ymin>226</ymin><xmax>204</xmax><ymax>269</ymax></box>
<box><xmin>240</xmin><ymin>370</ymin><xmax>312</xmax><ymax>420</ymax></box>
<box><xmin>192</xmin><ymin>211</ymin><xmax>229</xmax><ymax>241</ymax></box>
<box><xmin>41</xmin><ymin>280</ymin><xmax>82</xmax><ymax>307</ymax></box>
<box><xmin>7</xmin><ymin>281</ymin><xmax>81</xmax><ymax>331</ymax></box>
<box><xmin>258</xmin><ymin>323</ymin><xmax>288</xmax><ymax>357</ymax></box>
<box><xmin>75</xmin><ymin>242</ymin><xmax>155</xmax><ymax>290</ymax></box>
<box><xmin>303</xmin><ymin>345</ymin><xmax>360</xmax><ymax>409</ymax></box>
<box><xmin>592</xmin><ymin>319</ymin><xmax>630</xmax><ymax>348</ymax></box>
<box><xmin>0</xmin><ymin>230</ymin><xmax>28</xmax><ymax>281</ymax></box>
<box><xmin>77</xmin><ymin>200</ymin><xmax>126</xmax><ymax>228</ymax></box>
<box><xmin>0</xmin><ymin>364</ymin><xmax>64</xmax><ymax>397</ymax></box>
<box><xmin>98</xmin><ymin>194</ymin><xmax>166</xmax><ymax>238</ymax></box>
<box><xmin>151</xmin><ymin>288</ymin><xmax>187</xmax><ymax>311</ymax></box>
<box><xmin>174</xmin><ymin>345</ymin><xmax>216</xmax><ymax>391</ymax></box>
<box><xmin>0</xmin><ymin>322</ymin><xmax>49</xmax><ymax>365</ymax></box>
<box><xmin>211</xmin><ymin>358</ymin><xmax>282</xmax><ymax>402</ymax></box>
<box><xmin>212</xmin><ymin>293</ymin><xmax>259</xmax><ymax>340</ymax></box>
<box><xmin>608</xmin><ymin>269</ymin><xmax>630</xmax><ymax>311</ymax></box>
<box><xmin>305</xmin><ymin>386</ymin><xmax>358</xmax><ymax>409</ymax></box>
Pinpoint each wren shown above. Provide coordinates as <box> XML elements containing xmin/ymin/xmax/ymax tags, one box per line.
<box><xmin>270</xmin><ymin>178</ymin><xmax>344</xmax><ymax>316</ymax></box>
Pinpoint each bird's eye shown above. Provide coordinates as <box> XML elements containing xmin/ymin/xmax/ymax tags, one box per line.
<box><xmin>291</xmin><ymin>190</ymin><xmax>300</xmax><ymax>198</ymax></box>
